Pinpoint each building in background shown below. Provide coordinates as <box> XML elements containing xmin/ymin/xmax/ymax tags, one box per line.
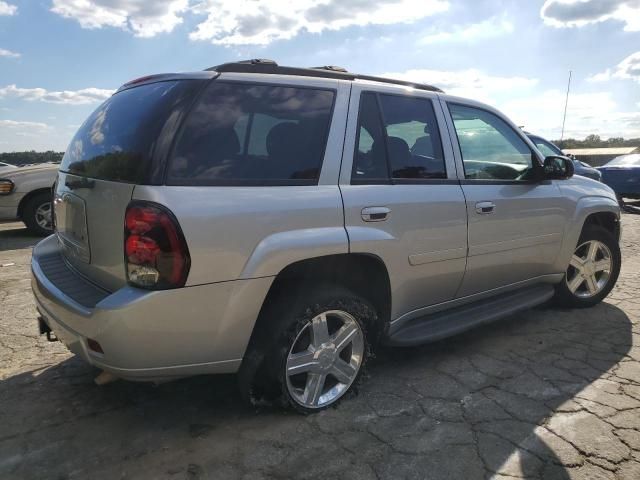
<box><xmin>564</xmin><ymin>147</ymin><xmax>640</xmax><ymax>167</ymax></box>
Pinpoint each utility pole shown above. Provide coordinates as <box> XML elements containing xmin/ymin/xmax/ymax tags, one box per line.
<box><xmin>560</xmin><ymin>70</ymin><xmax>572</xmax><ymax>147</ymax></box>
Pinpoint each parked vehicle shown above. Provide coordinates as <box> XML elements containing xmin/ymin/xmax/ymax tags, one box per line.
<box><xmin>32</xmin><ymin>60</ymin><xmax>621</xmax><ymax>413</ymax></box>
<box><xmin>0</xmin><ymin>163</ymin><xmax>58</xmax><ymax>235</ymax></box>
<box><xmin>597</xmin><ymin>154</ymin><xmax>640</xmax><ymax>200</ymax></box>
<box><xmin>526</xmin><ymin>134</ymin><xmax>602</xmax><ymax>181</ymax></box>
<box><xmin>0</xmin><ymin>161</ymin><xmax>18</xmax><ymax>174</ymax></box>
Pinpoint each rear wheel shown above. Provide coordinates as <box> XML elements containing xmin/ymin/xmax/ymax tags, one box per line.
<box><xmin>22</xmin><ymin>192</ymin><xmax>53</xmax><ymax>236</ymax></box>
<box><xmin>239</xmin><ymin>285</ymin><xmax>378</xmax><ymax>413</ymax></box>
<box><xmin>554</xmin><ymin>225</ymin><xmax>621</xmax><ymax>308</ymax></box>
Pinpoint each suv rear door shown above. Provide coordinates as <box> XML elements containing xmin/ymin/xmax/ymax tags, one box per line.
<box><xmin>340</xmin><ymin>84</ymin><xmax>468</xmax><ymax>323</ymax></box>
<box><xmin>54</xmin><ymin>79</ymin><xmax>204</xmax><ymax>291</ymax></box>
<box><xmin>441</xmin><ymin>99</ymin><xmax>569</xmax><ymax>297</ymax></box>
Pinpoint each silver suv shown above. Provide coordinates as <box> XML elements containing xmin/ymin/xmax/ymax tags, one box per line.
<box><xmin>32</xmin><ymin>60</ymin><xmax>621</xmax><ymax>413</ymax></box>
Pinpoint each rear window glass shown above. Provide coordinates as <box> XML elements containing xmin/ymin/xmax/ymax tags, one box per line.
<box><xmin>60</xmin><ymin>81</ymin><xmax>200</xmax><ymax>183</ymax></box>
<box><xmin>166</xmin><ymin>82</ymin><xmax>335</xmax><ymax>186</ymax></box>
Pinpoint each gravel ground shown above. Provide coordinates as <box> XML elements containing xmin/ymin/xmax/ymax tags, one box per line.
<box><xmin>1</xmin><ymin>215</ymin><xmax>639</xmax><ymax>480</ymax></box>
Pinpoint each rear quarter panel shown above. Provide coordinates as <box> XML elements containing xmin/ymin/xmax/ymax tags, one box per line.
<box><xmin>132</xmin><ymin>76</ymin><xmax>352</xmax><ymax>286</ymax></box>
<box><xmin>131</xmin><ymin>185</ymin><xmax>348</xmax><ymax>285</ymax></box>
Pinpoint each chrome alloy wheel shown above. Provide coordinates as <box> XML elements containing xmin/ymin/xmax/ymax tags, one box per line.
<box><xmin>566</xmin><ymin>240</ymin><xmax>613</xmax><ymax>298</ymax></box>
<box><xmin>285</xmin><ymin>310</ymin><xmax>365</xmax><ymax>409</ymax></box>
<box><xmin>35</xmin><ymin>202</ymin><xmax>52</xmax><ymax>230</ymax></box>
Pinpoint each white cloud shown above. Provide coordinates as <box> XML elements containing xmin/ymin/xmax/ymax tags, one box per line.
<box><xmin>191</xmin><ymin>0</ymin><xmax>449</xmax><ymax>45</ymax></box>
<box><xmin>0</xmin><ymin>120</ymin><xmax>50</xmax><ymax>130</ymax></box>
<box><xmin>0</xmin><ymin>84</ymin><xmax>113</xmax><ymax>105</ymax></box>
<box><xmin>51</xmin><ymin>0</ymin><xmax>189</xmax><ymax>38</ymax></box>
<box><xmin>588</xmin><ymin>51</ymin><xmax>640</xmax><ymax>83</ymax></box>
<box><xmin>421</xmin><ymin>15</ymin><xmax>514</xmax><ymax>44</ymax></box>
<box><xmin>541</xmin><ymin>0</ymin><xmax>640</xmax><ymax>31</ymax></box>
<box><xmin>502</xmin><ymin>90</ymin><xmax>640</xmax><ymax>139</ymax></box>
<box><xmin>0</xmin><ymin>48</ymin><xmax>20</xmax><ymax>58</ymax></box>
<box><xmin>381</xmin><ymin>68</ymin><xmax>538</xmax><ymax>104</ymax></box>
<box><xmin>49</xmin><ymin>0</ymin><xmax>450</xmax><ymax>44</ymax></box>
<box><xmin>380</xmin><ymin>67</ymin><xmax>639</xmax><ymax>139</ymax></box>
<box><xmin>0</xmin><ymin>1</ymin><xmax>17</xmax><ymax>16</ymax></box>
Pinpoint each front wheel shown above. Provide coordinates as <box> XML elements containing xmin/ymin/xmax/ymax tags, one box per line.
<box><xmin>554</xmin><ymin>225</ymin><xmax>621</xmax><ymax>308</ymax></box>
<box><xmin>22</xmin><ymin>192</ymin><xmax>54</xmax><ymax>236</ymax></box>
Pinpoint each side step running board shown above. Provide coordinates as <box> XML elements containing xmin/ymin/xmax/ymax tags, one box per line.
<box><xmin>386</xmin><ymin>284</ymin><xmax>555</xmax><ymax>347</ymax></box>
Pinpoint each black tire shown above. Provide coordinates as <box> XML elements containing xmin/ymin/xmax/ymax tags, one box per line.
<box><xmin>238</xmin><ymin>284</ymin><xmax>379</xmax><ymax>414</ymax></box>
<box><xmin>22</xmin><ymin>192</ymin><xmax>54</xmax><ymax>236</ymax></box>
<box><xmin>554</xmin><ymin>225</ymin><xmax>621</xmax><ymax>308</ymax></box>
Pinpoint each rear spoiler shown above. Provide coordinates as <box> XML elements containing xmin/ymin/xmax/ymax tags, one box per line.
<box><xmin>115</xmin><ymin>72</ymin><xmax>218</xmax><ymax>94</ymax></box>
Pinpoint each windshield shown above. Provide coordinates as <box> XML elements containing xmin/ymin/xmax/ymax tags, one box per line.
<box><xmin>606</xmin><ymin>154</ymin><xmax>640</xmax><ymax>167</ymax></box>
<box><xmin>528</xmin><ymin>135</ymin><xmax>563</xmax><ymax>157</ymax></box>
<box><xmin>60</xmin><ymin>80</ymin><xmax>202</xmax><ymax>183</ymax></box>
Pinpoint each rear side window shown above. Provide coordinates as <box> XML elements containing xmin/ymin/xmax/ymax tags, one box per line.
<box><xmin>60</xmin><ymin>81</ymin><xmax>201</xmax><ymax>183</ymax></box>
<box><xmin>353</xmin><ymin>92</ymin><xmax>446</xmax><ymax>183</ymax></box>
<box><xmin>167</xmin><ymin>82</ymin><xmax>335</xmax><ymax>186</ymax></box>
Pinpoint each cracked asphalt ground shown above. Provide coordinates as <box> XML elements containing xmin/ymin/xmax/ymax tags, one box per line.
<box><xmin>1</xmin><ymin>215</ymin><xmax>639</xmax><ymax>480</ymax></box>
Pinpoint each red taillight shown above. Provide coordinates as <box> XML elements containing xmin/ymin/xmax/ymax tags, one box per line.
<box><xmin>124</xmin><ymin>202</ymin><xmax>190</xmax><ymax>289</ymax></box>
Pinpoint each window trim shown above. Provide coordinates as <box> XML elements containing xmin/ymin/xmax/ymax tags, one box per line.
<box><xmin>446</xmin><ymin>102</ymin><xmax>543</xmax><ymax>183</ymax></box>
<box><xmin>164</xmin><ymin>79</ymin><xmax>338</xmax><ymax>187</ymax></box>
<box><xmin>350</xmin><ymin>90</ymin><xmax>449</xmax><ymax>186</ymax></box>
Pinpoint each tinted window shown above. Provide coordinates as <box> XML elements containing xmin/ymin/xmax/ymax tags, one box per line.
<box><xmin>449</xmin><ymin>104</ymin><xmax>535</xmax><ymax>181</ymax></box>
<box><xmin>353</xmin><ymin>92</ymin><xmax>446</xmax><ymax>182</ymax></box>
<box><xmin>61</xmin><ymin>81</ymin><xmax>201</xmax><ymax>183</ymax></box>
<box><xmin>353</xmin><ymin>93</ymin><xmax>388</xmax><ymax>181</ymax></box>
<box><xmin>167</xmin><ymin>82</ymin><xmax>335</xmax><ymax>185</ymax></box>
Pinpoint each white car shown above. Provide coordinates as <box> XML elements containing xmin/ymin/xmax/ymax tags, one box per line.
<box><xmin>0</xmin><ymin>163</ymin><xmax>58</xmax><ymax>235</ymax></box>
<box><xmin>0</xmin><ymin>161</ymin><xmax>18</xmax><ymax>174</ymax></box>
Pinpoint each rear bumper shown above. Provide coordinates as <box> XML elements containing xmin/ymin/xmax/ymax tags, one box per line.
<box><xmin>31</xmin><ymin>235</ymin><xmax>273</xmax><ymax>381</ymax></box>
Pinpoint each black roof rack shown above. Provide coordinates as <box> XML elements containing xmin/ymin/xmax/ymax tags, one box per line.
<box><xmin>206</xmin><ymin>59</ymin><xmax>444</xmax><ymax>93</ymax></box>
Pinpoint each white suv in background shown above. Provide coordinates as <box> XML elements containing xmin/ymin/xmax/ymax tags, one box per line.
<box><xmin>0</xmin><ymin>163</ymin><xmax>58</xmax><ymax>235</ymax></box>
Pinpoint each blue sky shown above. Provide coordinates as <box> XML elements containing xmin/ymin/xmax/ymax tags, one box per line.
<box><xmin>0</xmin><ymin>0</ymin><xmax>639</xmax><ymax>152</ymax></box>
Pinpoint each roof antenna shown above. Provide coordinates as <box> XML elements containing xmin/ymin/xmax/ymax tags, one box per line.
<box><xmin>560</xmin><ymin>70</ymin><xmax>572</xmax><ymax>146</ymax></box>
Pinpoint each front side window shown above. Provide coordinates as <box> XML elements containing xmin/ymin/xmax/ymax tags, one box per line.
<box><xmin>167</xmin><ymin>82</ymin><xmax>335</xmax><ymax>185</ymax></box>
<box><xmin>353</xmin><ymin>92</ymin><xmax>446</xmax><ymax>183</ymax></box>
<box><xmin>449</xmin><ymin>104</ymin><xmax>536</xmax><ymax>181</ymax></box>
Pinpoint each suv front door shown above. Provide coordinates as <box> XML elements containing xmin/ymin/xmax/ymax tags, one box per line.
<box><xmin>340</xmin><ymin>85</ymin><xmax>468</xmax><ymax>322</ymax></box>
<box><xmin>442</xmin><ymin>100</ymin><xmax>568</xmax><ymax>297</ymax></box>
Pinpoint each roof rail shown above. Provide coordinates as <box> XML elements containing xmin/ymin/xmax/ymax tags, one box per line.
<box><xmin>206</xmin><ymin>59</ymin><xmax>444</xmax><ymax>93</ymax></box>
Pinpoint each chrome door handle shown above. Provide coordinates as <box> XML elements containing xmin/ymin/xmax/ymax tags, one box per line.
<box><xmin>475</xmin><ymin>201</ymin><xmax>496</xmax><ymax>214</ymax></box>
<box><xmin>361</xmin><ymin>206</ymin><xmax>390</xmax><ymax>222</ymax></box>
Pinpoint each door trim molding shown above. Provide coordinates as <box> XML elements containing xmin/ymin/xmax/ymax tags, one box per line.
<box><xmin>468</xmin><ymin>232</ymin><xmax>562</xmax><ymax>257</ymax></box>
<box><xmin>409</xmin><ymin>247</ymin><xmax>466</xmax><ymax>266</ymax></box>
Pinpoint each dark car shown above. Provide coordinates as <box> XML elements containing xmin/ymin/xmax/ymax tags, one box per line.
<box><xmin>597</xmin><ymin>154</ymin><xmax>640</xmax><ymax>200</ymax></box>
<box><xmin>527</xmin><ymin>134</ymin><xmax>602</xmax><ymax>181</ymax></box>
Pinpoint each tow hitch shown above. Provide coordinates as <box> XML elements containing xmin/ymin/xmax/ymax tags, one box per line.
<box><xmin>38</xmin><ymin>316</ymin><xmax>58</xmax><ymax>342</ymax></box>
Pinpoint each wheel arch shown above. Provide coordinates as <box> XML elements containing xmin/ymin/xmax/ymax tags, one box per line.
<box><xmin>554</xmin><ymin>196</ymin><xmax>620</xmax><ymax>273</ymax></box>
<box><xmin>583</xmin><ymin>211</ymin><xmax>621</xmax><ymax>241</ymax></box>
<box><xmin>237</xmin><ymin>252</ymin><xmax>392</xmax><ymax>404</ymax></box>
<box><xmin>244</xmin><ymin>253</ymin><xmax>392</xmax><ymax>355</ymax></box>
<box><xmin>17</xmin><ymin>187</ymin><xmax>52</xmax><ymax>220</ymax></box>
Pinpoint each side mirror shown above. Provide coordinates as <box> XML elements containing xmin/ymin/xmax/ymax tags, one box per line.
<box><xmin>543</xmin><ymin>155</ymin><xmax>574</xmax><ymax>180</ymax></box>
